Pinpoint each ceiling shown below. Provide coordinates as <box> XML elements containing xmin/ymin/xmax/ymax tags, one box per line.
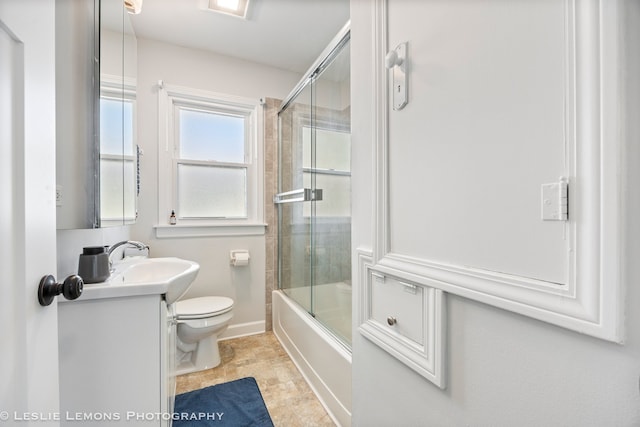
<box><xmin>129</xmin><ymin>0</ymin><xmax>350</xmax><ymax>74</ymax></box>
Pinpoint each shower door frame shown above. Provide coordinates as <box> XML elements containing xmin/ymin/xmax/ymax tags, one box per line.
<box><xmin>275</xmin><ymin>23</ymin><xmax>352</xmax><ymax>347</ymax></box>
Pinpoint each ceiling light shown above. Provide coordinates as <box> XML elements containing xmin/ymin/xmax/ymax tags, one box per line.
<box><xmin>207</xmin><ymin>0</ymin><xmax>250</xmax><ymax>19</ymax></box>
<box><xmin>124</xmin><ymin>0</ymin><xmax>143</xmax><ymax>15</ymax></box>
<box><xmin>217</xmin><ymin>0</ymin><xmax>240</xmax><ymax>10</ymax></box>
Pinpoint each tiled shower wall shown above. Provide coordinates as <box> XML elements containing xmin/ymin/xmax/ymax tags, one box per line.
<box><xmin>274</xmin><ymin>100</ymin><xmax>352</xmax><ymax>284</ymax></box>
<box><xmin>264</xmin><ymin>97</ymin><xmax>352</xmax><ymax>328</ymax></box>
<box><xmin>264</xmin><ymin>98</ymin><xmax>280</xmax><ymax>331</ymax></box>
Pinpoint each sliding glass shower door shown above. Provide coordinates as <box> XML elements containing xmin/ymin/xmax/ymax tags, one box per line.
<box><xmin>277</xmin><ymin>82</ymin><xmax>314</xmax><ymax>313</ymax></box>
<box><xmin>276</xmin><ymin>32</ymin><xmax>351</xmax><ymax>347</ymax></box>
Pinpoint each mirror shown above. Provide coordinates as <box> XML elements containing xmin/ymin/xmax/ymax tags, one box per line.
<box><xmin>55</xmin><ymin>0</ymin><xmax>137</xmax><ymax>229</ymax></box>
<box><xmin>99</xmin><ymin>0</ymin><xmax>138</xmax><ymax>227</ymax></box>
<box><xmin>55</xmin><ymin>0</ymin><xmax>98</xmax><ymax>229</ymax></box>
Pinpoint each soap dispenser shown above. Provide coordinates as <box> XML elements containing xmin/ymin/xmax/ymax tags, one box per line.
<box><xmin>77</xmin><ymin>246</ymin><xmax>110</xmax><ymax>284</ymax></box>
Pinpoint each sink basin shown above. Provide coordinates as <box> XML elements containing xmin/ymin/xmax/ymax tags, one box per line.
<box><xmin>113</xmin><ymin>257</ymin><xmax>200</xmax><ymax>304</ymax></box>
<box><xmin>69</xmin><ymin>257</ymin><xmax>200</xmax><ymax>303</ymax></box>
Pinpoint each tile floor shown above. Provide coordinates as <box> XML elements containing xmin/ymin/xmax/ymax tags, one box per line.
<box><xmin>176</xmin><ymin>332</ymin><xmax>336</xmax><ymax>427</ymax></box>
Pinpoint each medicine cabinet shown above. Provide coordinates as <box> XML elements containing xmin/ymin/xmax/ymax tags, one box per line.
<box><xmin>56</xmin><ymin>0</ymin><xmax>138</xmax><ymax>229</ymax></box>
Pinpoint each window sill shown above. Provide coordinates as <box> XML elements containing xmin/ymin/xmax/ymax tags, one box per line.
<box><xmin>154</xmin><ymin>223</ymin><xmax>267</xmax><ymax>238</ymax></box>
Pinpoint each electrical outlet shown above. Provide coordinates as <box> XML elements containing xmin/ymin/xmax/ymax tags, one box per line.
<box><xmin>56</xmin><ymin>185</ymin><xmax>62</xmax><ymax>207</ymax></box>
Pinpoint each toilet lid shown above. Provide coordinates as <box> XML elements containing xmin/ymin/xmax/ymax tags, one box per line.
<box><xmin>176</xmin><ymin>296</ymin><xmax>234</xmax><ymax>319</ymax></box>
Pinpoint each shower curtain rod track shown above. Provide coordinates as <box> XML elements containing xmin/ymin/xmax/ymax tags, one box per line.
<box><xmin>278</xmin><ymin>21</ymin><xmax>351</xmax><ymax>114</ymax></box>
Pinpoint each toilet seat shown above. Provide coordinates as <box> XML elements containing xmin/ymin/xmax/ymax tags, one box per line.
<box><xmin>176</xmin><ymin>296</ymin><xmax>234</xmax><ymax>320</ymax></box>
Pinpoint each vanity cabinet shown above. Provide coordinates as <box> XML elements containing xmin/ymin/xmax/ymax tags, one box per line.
<box><xmin>58</xmin><ymin>295</ymin><xmax>176</xmax><ymax>426</ymax></box>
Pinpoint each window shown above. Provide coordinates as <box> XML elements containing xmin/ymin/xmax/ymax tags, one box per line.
<box><xmin>100</xmin><ymin>78</ymin><xmax>137</xmax><ymax>225</ymax></box>
<box><xmin>157</xmin><ymin>85</ymin><xmax>264</xmax><ymax>237</ymax></box>
<box><xmin>177</xmin><ymin>107</ymin><xmax>248</xmax><ymax>218</ymax></box>
<box><xmin>301</xmin><ymin>125</ymin><xmax>351</xmax><ymax>218</ymax></box>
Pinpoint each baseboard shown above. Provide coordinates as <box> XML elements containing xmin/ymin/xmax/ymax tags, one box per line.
<box><xmin>219</xmin><ymin>320</ymin><xmax>265</xmax><ymax>340</ymax></box>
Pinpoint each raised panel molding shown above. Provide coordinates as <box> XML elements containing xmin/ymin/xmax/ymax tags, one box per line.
<box><xmin>357</xmin><ymin>249</ymin><xmax>446</xmax><ymax>388</ymax></box>
<box><xmin>366</xmin><ymin>0</ymin><xmax>624</xmax><ymax>343</ymax></box>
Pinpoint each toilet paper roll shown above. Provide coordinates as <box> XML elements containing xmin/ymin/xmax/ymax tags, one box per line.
<box><xmin>230</xmin><ymin>251</ymin><xmax>250</xmax><ymax>267</ymax></box>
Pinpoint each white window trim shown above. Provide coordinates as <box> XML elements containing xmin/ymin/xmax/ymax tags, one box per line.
<box><xmin>156</xmin><ymin>83</ymin><xmax>265</xmax><ymax>238</ymax></box>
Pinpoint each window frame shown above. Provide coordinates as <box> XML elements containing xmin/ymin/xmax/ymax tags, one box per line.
<box><xmin>300</xmin><ymin>122</ymin><xmax>352</xmax><ymax>220</ymax></box>
<box><xmin>157</xmin><ymin>84</ymin><xmax>265</xmax><ymax>237</ymax></box>
<box><xmin>175</xmin><ymin>104</ymin><xmax>250</xmax><ymax>220</ymax></box>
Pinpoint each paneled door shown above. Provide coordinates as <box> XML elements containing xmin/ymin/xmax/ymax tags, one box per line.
<box><xmin>0</xmin><ymin>0</ymin><xmax>60</xmax><ymax>423</ymax></box>
<box><xmin>372</xmin><ymin>0</ymin><xmax>622</xmax><ymax>340</ymax></box>
<box><xmin>387</xmin><ymin>0</ymin><xmax>569</xmax><ymax>286</ymax></box>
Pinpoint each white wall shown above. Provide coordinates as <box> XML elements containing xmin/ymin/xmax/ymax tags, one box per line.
<box><xmin>57</xmin><ymin>227</ymin><xmax>130</xmax><ymax>279</ymax></box>
<box><xmin>101</xmin><ymin>29</ymin><xmax>137</xmax><ymax>80</ymax></box>
<box><xmin>131</xmin><ymin>38</ymin><xmax>301</xmax><ymax>337</ymax></box>
<box><xmin>350</xmin><ymin>0</ymin><xmax>640</xmax><ymax>426</ymax></box>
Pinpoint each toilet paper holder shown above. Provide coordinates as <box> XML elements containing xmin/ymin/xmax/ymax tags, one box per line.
<box><xmin>229</xmin><ymin>250</ymin><xmax>250</xmax><ymax>267</ymax></box>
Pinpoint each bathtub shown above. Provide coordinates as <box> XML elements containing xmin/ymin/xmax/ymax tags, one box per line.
<box><xmin>272</xmin><ymin>289</ymin><xmax>352</xmax><ymax>427</ymax></box>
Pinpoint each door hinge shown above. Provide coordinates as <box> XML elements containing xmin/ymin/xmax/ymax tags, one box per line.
<box><xmin>541</xmin><ymin>176</ymin><xmax>568</xmax><ymax>221</ymax></box>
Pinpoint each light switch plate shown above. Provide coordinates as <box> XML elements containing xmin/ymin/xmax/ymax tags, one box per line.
<box><xmin>541</xmin><ymin>177</ymin><xmax>568</xmax><ymax>221</ymax></box>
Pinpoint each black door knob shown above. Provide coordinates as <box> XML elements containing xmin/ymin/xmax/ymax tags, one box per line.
<box><xmin>38</xmin><ymin>275</ymin><xmax>84</xmax><ymax>306</ymax></box>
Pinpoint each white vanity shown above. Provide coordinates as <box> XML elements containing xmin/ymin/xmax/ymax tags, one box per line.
<box><xmin>58</xmin><ymin>257</ymin><xmax>198</xmax><ymax>426</ymax></box>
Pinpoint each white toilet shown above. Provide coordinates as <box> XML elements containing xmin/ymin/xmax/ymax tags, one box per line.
<box><xmin>175</xmin><ymin>296</ymin><xmax>234</xmax><ymax>375</ymax></box>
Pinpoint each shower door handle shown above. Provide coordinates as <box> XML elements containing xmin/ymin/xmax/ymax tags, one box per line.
<box><xmin>273</xmin><ymin>188</ymin><xmax>323</xmax><ymax>204</ymax></box>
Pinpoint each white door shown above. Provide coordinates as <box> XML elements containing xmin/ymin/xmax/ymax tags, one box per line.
<box><xmin>375</xmin><ymin>0</ymin><xmax>621</xmax><ymax>339</ymax></box>
<box><xmin>386</xmin><ymin>0</ymin><xmax>569</xmax><ymax>284</ymax></box>
<box><xmin>0</xmin><ymin>0</ymin><xmax>59</xmax><ymax>424</ymax></box>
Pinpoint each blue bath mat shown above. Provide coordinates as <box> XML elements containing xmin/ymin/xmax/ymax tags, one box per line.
<box><xmin>173</xmin><ymin>377</ymin><xmax>274</xmax><ymax>427</ymax></box>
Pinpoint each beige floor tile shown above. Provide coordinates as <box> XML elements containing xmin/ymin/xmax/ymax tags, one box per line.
<box><xmin>175</xmin><ymin>332</ymin><xmax>337</xmax><ymax>427</ymax></box>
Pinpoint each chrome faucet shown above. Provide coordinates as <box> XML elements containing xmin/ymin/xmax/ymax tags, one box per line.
<box><xmin>107</xmin><ymin>240</ymin><xmax>149</xmax><ymax>266</ymax></box>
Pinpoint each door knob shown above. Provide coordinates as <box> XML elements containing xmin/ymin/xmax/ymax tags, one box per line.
<box><xmin>38</xmin><ymin>275</ymin><xmax>83</xmax><ymax>306</ymax></box>
<box><xmin>385</xmin><ymin>42</ymin><xmax>408</xmax><ymax>110</ymax></box>
<box><xmin>384</xmin><ymin>49</ymin><xmax>403</xmax><ymax>69</ymax></box>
